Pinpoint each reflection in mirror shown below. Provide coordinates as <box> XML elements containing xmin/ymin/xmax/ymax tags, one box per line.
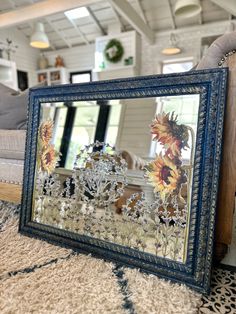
<box><xmin>33</xmin><ymin>95</ymin><xmax>199</xmax><ymax>263</ymax></box>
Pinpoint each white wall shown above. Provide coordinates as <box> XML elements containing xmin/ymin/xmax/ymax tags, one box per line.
<box><xmin>141</xmin><ymin>20</ymin><xmax>229</xmax><ymax>76</ymax></box>
<box><xmin>42</xmin><ymin>20</ymin><xmax>229</xmax><ymax>78</ymax></box>
<box><xmin>44</xmin><ymin>44</ymin><xmax>95</xmax><ymax>79</ymax></box>
<box><xmin>0</xmin><ymin>27</ymin><xmax>40</xmax><ymax>87</ymax></box>
<box><xmin>40</xmin><ymin>20</ymin><xmax>230</xmax><ymax>158</ymax></box>
<box><xmin>112</xmin><ymin>21</ymin><xmax>229</xmax><ymax>157</ymax></box>
<box><xmin>0</xmin><ymin>20</ymin><xmax>230</xmax><ymax>89</ymax></box>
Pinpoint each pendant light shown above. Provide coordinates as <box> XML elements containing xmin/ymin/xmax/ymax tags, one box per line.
<box><xmin>161</xmin><ymin>33</ymin><xmax>181</xmax><ymax>56</ymax></box>
<box><xmin>174</xmin><ymin>0</ymin><xmax>202</xmax><ymax>19</ymax></box>
<box><xmin>30</xmin><ymin>22</ymin><xmax>50</xmax><ymax>49</ymax></box>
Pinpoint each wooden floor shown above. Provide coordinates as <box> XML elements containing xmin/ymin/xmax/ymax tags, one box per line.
<box><xmin>0</xmin><ymin>182</ymin><xmax>22</xmax><ymax>204</ymax></box>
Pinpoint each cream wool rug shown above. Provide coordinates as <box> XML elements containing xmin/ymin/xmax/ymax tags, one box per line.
<box><xmin>0</xmin><ymin>201</ymin><xmax>202</xmax><ymax>314</ymax></box>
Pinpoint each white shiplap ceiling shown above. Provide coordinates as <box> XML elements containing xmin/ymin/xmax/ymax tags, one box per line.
<box><xmin>0</xmin><ymin>0</ymin><xmax>233</xmax><ymax>50</ymax></box>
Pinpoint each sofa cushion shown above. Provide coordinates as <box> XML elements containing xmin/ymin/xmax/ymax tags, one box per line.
<box><xmin>0</xmin><ymin>130</ymin><xmax>26</xmax><ymax>160</ymax></box>
<box><xmin>0</xmin><ymin>158</ymin><xmax>24</xmax><ymax>184</ymax></box>
<box><xmin>0</xmin><ymin>84</ymin><xmax>28</xmax><ymax>130</ymax></box>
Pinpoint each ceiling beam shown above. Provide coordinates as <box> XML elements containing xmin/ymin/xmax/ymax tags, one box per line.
<box><xmin>198</xmin><ymin>11</ymin><xmax>203</xmax><ymax>24</ymax></box>
<box><xmin>108</xmin><ymin>0</ymin><xmax>155</xmax><ymax>43</ymax></box>
<box><xmin>87</xmin><ymin>7</ymin><xmax>106</xmax><ymax>35</ymax></box>
<box><xmin>45</xmin><ymin>18</ymin><xmax>71</xmax><ymax>48</ymax></box>
<box><xmin>167</xmin><ymin>0</ymin><xmax>176</xmax><ymax>29</ymax></box>
<box><xmin>135</xmin><ymin>0</ymin><xmax>147</xmax><ymax>24</ymax></box>
<box><xmin>210</xmin><ymin>0</ymin><xmax>236</xmax><ymax>16</ymax></box>
<box><xmin>65</xmin><ymin>17</ymin><xmax>90</xmax><ymax>45</ymax></box>
<box><xmin>6</xmin><ymin>0</ymin><xmax>58</xmax><ymax>50</ymax></box>
<box><xmin>0</xmin><ymin>0</ymin><xmax>102</xmax><ymax>28</ymax></box>
<box><xmin>109</xmin><ymin>3</ymin><xmax>125</xmax><ymax>31</ymax></box>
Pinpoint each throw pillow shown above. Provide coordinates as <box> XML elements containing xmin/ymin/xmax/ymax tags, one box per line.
<box><xmin>0</xmin><ymin>84</ymin><xmax>27</xmax><ymax>129</ymax></box>
<box><xmin>0</xmin><ymin>82</ymin><xmax>46</xmax><ymax>130</ymax></box>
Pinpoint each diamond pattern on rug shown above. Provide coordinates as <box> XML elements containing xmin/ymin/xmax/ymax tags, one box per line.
<box><xmin>0</xmin><ymin>254</ymin><xmax>124</xmax><ymax>314</ymax></box>
<box><xmin>124</xmin><ymin>267</ymin><xmax>201</xmax><ymax>314</ymax></box>
<box><xmin>2</xmin><ymin>201</ymin><xmax>236</xmax><ymax>313</ymax></box>
<box><xmin>198</xmin><ymin>268</ymin><xmax>236</xmax><ymax>313</ymax></box>
<box><xmin>0</xmin><ymin>201</ymin><xmax>201</xmax><ymax>314</ymax></box>
<box><xmin>0</xmin><ymin>217</ymin><xmax>72</xmax><ymax>278</ymax></box>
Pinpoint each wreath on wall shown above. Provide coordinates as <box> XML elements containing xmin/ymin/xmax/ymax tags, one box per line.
<box><xmin>104</xmin><ymin>39</ymin><xmax>124</xmax><ymax>63</ymax></box>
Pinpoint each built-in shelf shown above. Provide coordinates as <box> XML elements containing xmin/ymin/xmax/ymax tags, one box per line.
<box><xmin>36</xmin><ymin>67</ymin><xmax>68</xmax><ymax>85</ymax></box>
<box><xmin>93</xmin><ymin>31</ymin><xmax>141</xmax><ymax>81</ymax></box>
<box><xmin>93</xmin><ymin>64</ymin><xmax>139</xmax><ymax>80</ymax></box>
<box><xmin>0</xmin><ymin>58</ymin><xmax>18</xmax><ymax>90</ymax></box>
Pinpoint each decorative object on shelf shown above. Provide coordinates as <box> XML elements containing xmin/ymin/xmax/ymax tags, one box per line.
<box><xmin>0</xmin><ymin>38</ymin><xmax>18</xmax><ymax>60</ymax></box>
<box><xmin>20</xmin><ymin>68</ymin><xmax>228</xmax><ymax>294</ymax></box>
<box><xmin>104</xmin><ymin>39</ymin><xmax>124</xmax><ymax>63</ymax></box>
<box><xmin>124</xmin><ymin>56</ymin><xmax>133</xmax><ymax>66</ymax></box>
<box><xmin>36</xmin><ymin>67</ymin><xmax>68</xmax><ymax>85</ymax></box>
<box><xmin>38</xmin><ymin>73</ymin><xmax>47</xmax><ymax>83</ymax></box>
<box><xmin>162</xmin><ymin>33</ymin><xmax>181</xmax><ymax>55</ymax></box>
<box><xmin>30</xmin><ymin>22</ymin><xmax>50</xmax><ymax>49</ymax></box>
<box><xmin>99</xmin><ymin>61</ymin><xmax>105</xmax><ymax>70</ymax></box>
<box><xmin>174</xmin><ymin>0</ymin><xmax>202</xmax><ymax>19</ymax></box>
<box><xmin>38</xmin><ymin>53</ymin><xmax>49</xmax><ymax>70</ymax></box>
<box><xmin>50</xmin><ymin>71</ymin><xmax>61</xmax><ymax>81</ymax></box>
<box><xmin>55</xmin><ymin>55</ymin><xmax>65</xmax><ymax>68</ymax></box>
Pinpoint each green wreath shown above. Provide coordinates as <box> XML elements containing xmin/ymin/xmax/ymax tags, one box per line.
<box><xmin>104</xmin><ymin>39</ymin><xmax>124</xmax><ymax>63</ymax></box>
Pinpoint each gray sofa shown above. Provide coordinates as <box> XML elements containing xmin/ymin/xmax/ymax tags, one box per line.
<box><xmin>0</xmin><ymin>83</ymin><xmax>28</xmax><ymax>197</ymax></box>
<box><xmin>0</xmin><ymin>129</ymin><xmax>25</xmax><ymax>184</ymax></box>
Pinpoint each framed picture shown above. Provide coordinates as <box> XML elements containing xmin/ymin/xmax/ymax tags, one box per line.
<box><xmin>20</xmin><ymin>68</ymin><xmax>228</xmax><ymax>294</ymax></box>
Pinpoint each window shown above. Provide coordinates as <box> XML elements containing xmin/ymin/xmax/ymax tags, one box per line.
<box><xmin>162</xmin><ymin>60</ymin><xmax>193</xmax><ymax>74</ymax></box>
<box><xmin>70</xmin><ymin>71</ymin><xmax>91</xmax><ymax>84</ymax></box>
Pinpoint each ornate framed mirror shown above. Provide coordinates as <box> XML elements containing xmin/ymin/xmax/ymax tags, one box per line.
<box><xmin>20</xmin><ymin>68</ymin><xmax>228</xmax><ymax>294</ymax></box>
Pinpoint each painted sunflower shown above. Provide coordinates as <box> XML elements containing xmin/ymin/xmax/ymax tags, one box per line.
<box><xmin>146</xmin><ymin>154</ymin><xmax>186</xmax><ymax>200</ymax></box>
<box><xmin>40</xmin><ymin>145</ymin><xmax>57</xmax><ymax>174</ymax></box>
<box><xmin>150</xmin><ymin>112</ymin><xmax>189</xmax><ymax>157</ymax></box>
<box><xmin>39</xmin><ymin>120</ymin><xmax>54</xmax><ymax>146</ymax></box>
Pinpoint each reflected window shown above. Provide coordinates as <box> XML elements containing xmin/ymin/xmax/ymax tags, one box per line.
<box><xmin>155</xmin><ymin>95</ymin><xmax>199</xmax><ymax>162</ymax></box>
<box><xmin>105</xmin><ymin>100</ymin><xmax>122</xmax><ymax>148</ymax></box>
<box><xmin>53</xmin><ymin>107</ymin><xmax>68</xmax><ymax>152</ymax></box>
<box><xmin>52</xmin><ymin>72</ymin><xmax>122</xmax><ymax>168</ymax></box>
<box><xmin>65</xmin><ymin>103</ymin><xmax>100</xmax><ymax>169</ymax></box>
<box><xmin>159</xmin><ymin>60</ymin><xmax>196</xmax><ymax>162</ymax></box>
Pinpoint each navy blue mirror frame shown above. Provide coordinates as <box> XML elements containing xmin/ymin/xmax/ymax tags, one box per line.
<box><xmin>19</xmin><ymin>68</ymin><xmax>228</xmax><ymax>294</ymax></box>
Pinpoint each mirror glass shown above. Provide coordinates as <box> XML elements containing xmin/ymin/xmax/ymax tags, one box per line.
<box><xmin>32</xmin><ymin>95</ymin><xmax>199</xmax><ymax>263</ymax></box>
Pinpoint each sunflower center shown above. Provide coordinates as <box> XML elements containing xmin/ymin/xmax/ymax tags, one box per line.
<box><xmin>44</xmin><ymin>128</ymin><xmax>51</xmax><ymax>138</ymax></box>
<box><xmin>161</xmin><ymin>166</ymin><xmax>171</xmax><ymax>184</ymax></box>
<box><xmin>45</xmin><ymin>152</ymin><xmax>52</xmax><ymax>164</ymax></box>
